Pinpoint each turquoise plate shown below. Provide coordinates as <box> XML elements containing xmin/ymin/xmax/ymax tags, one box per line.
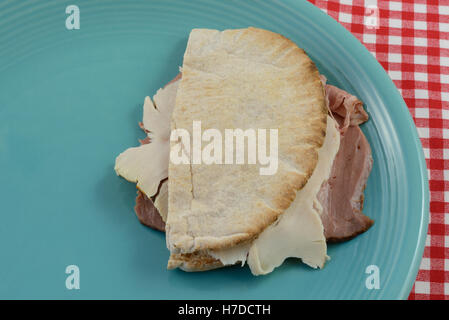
<box><xmin>0</xmin><ymin>0</ymin><xmax>429</xmax><ymax>299</ymax></box>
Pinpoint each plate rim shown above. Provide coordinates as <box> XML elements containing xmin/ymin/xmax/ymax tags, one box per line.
<box><xmin>286</xmin><ymin>0</ymin><xmax>430</xmax><ymax>300</ymax></box>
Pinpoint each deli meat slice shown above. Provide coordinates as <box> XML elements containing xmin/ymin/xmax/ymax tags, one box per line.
<box><xmin>325</xmin><ymin>84</ymin><xmax>369</xmax><ymax>133</ymax></box>
<box><xmin>317</xmin><ymin>125</ymin><xmax>373</xmax><ymax>242</ymax></box>
<box><xmin>135</xmin><ymin>190</ymin><xmax>165</xmax><ymax>232</ymax></box>
<box><xmin>132</xmin><ymin>74</ymin><xmax>373</xmax><ymax>242</ymax></box>
<box><xmin>320</xmin><ymin>75</ymin><xmax>369</xmax><ymax>133</ymax></box>
<box><xmin>319</xmin><ymin>79</ymin><xmax>374</xmax><ymax>242</ymax></box>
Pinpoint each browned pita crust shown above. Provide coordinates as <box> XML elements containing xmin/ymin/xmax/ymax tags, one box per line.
<box><xmin>167</xmin><ymin>251</ymin><xmax>224</xmax><ymax>272</ymax></box>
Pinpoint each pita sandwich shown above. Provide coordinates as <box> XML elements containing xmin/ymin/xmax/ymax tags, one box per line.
<box><xmin>115</xmin><ymin>27</ymin><xmax>373</xmax><ymax>275</ymax></box>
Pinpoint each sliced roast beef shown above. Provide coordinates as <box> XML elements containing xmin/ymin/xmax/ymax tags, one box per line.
<box><xmin>135</xmin><ymin>190</ymin><xmax>165</xmax><ymax>232</ymax></box>
<box><xmin>317</xmin><ymin>125</ymin><xmax>374</xmax><ymax>242</ymax></box>
<box><xmin>320</xmin><ymin>75</ymin><xmax>369</xmax><ymax>133</ymax></box>
<box><xmin>319</xmin><ymin>77</ymin><xmax>374</xmax><ymax>242</ymax></box>
<box><xmin>325</xmin><ymin>84</ymin><xmax>369</xmax><ymax>133</ymax></box>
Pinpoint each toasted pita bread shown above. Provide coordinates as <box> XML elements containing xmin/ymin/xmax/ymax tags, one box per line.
<box><xmin>168</xmin><ymin>251</ymin><xmax>223</xmax><ymax>272</ymax></box>
<box><xmin>166</xmin><ymin>27</ymin><xmax>328</xmax><ymax>255</ymax></box>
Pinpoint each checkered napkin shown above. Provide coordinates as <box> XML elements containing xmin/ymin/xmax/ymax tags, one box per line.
<box><xmin>307</xmin><ymin>0</ymin><xmax>449</xmax><ymax>300</ymax></box>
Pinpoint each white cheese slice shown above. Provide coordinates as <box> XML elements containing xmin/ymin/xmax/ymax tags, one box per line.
<box><xmin>115</xmin><ymin>80</ymin><xmax>179</xmax><ymax>198</ymax></box>
<box><xmin>115</xmin><ymin>139</ymin><xmax>169</xmax><ymax>197</ymax></box>
<box><xmin>143</xmin><ymin>81</ymin><xmax>179</xmax><ymax>137</ymax></box>
<box><xmin>211</xmin><ymin>116</ymin><xmax>340</xmax><ymax>274</ymax></box>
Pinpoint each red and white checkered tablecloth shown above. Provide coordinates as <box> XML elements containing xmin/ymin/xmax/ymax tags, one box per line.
<box><xmin>307</xmin><ymin>0</ymin><xmax>449</xmax><ymax>300</ymax></box>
